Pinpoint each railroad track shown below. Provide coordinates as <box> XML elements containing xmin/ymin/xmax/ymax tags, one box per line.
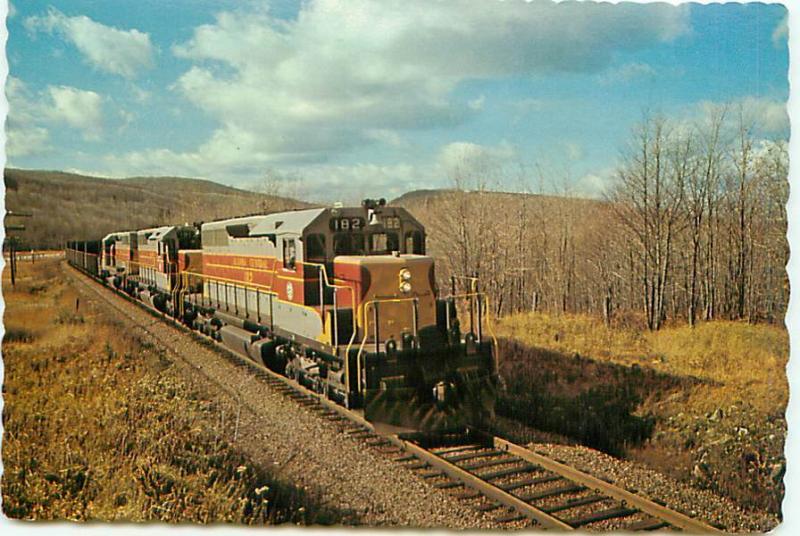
<box><xmin>65</xmin><ymin>261</ymin><xmax>723</xmax><ymax>532</ymax></box>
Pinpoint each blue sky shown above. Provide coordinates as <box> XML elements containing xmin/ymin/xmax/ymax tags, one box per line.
<box><xmin>5</xmin><ymin>0</ymin><xmax>789</xmax><ymax>201</ymax></box>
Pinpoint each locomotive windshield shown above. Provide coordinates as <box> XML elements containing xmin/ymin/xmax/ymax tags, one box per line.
<box><xmin>334</xmin><ymin>232</ymin><xmax>365</xmax><ymax>256</ymax></box>
<box><xmin>369</xmin><ymin>232</ymin><xmax>399</xmax><ymax>254</ymax></box>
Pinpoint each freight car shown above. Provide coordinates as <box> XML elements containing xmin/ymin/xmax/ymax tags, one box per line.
<box><xmin>67</xmin><ymin>200</ymin><xmax>497</xmax><ymax>433</ymax></box>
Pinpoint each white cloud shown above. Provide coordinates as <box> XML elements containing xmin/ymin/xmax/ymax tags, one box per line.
<box><xmin>5</xmin><ymin>77</ymin><xmax>106</xmax><ymax>157</ymax></box>
<box><xmin>6</xmin><ymin>77</ymin><xmax>51</xmax><ymax>157</ymax></box>
<box><xmin>101</xmin><ymin>140</ymin><xmax>517</xmax><ymax>201</ymax></box>
<box><xmin>46</xmin><ymin>86</ymin><xmax>104</xmax><ymax>137</ymax></box>
<box><xmin>7</xmin><ymin>124</ymin><xmax>50</xmax><ymax>158</ymax></box>
<box><xmin>739</xmin><ymin>96</ymin><xmax>789</xmax><ymax>135</ymax></box>
<box><xmin>597</xmin><ymin>62</ymin><xmax>655</xmax><ymax>85</ymax></box>
<box><xmin>118</xmin><ymin>109</ymin><xmax>136</xmax><ymax>132</ymax></box>
<box><xmin>772</xmin><ymin>13</ymin><xmax>788</xmax><ymax>47</ymax></box>
<box><xmin>565</xmin><ymin>142</ymin><xmax>584</xmax><ymax>162</ymax></box>
<box><xmin>364</xmin><ymin>129</ymin><xmax>410</xmax><ymax>149</ymax></box>
<box><xmin>695</xmin><ymin>96</ymin><xmax>788</xmax><ymax>136</ymax></box>
<box><xmin>437</xmin><ymin>141</ymin><xmax>517</xmax><ymax>176</ymax></box>
<box><xmin>299</xmin><ymin>163</ymin><xmax>428</xmax><ymax>202</ymax></box>
<box><xmin>131</xmin><ymin>85</ymin><xmax>151</xmax><ymax>103</ymax></box>
<box><xmin>114</xmin><ymin>0</ymin><xmax>687</xmax><ymax>179</ymax></box>
<box><xmin>25</xmin><ymin>7</ymin><xmax>154</xmax><ymax>78</ymax></box>
<box><xmin>574</xmin><ymin>170</ymin><xmax>614</xmax><ymax>199</ymax></box>
<box><xmin>468</xmin><ymin>95</ymin><xmax>486</xmax><ymax>111</ymax></box>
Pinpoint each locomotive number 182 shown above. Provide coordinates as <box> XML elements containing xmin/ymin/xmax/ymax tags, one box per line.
<box><xmin>330</xmin><ymin>217</ymin><xmax>365</xmax><ymax>231</ymax></box>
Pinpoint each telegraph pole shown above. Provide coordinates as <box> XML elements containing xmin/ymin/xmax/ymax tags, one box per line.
<box><xmin>5</xmin><ymin>211</ymin><xmax>32</xmax><ymax>286</ymax></box>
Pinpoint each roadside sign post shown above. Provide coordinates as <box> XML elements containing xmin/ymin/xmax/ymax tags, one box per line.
<box><xmin>5</xmin><ymin>211</ymin><xmax>33</xmax><ymax>287</ymax></box>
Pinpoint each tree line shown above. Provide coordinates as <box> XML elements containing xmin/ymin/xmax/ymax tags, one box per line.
<box><xmin>407</xmin><ymin>105</ymin><xmax>788</xmax><ymax>329</ymax></box>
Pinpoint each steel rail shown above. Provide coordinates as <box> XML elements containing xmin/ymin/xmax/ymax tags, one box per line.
<box><xmin>493</xmin><ymin>437</ymin><xmax>723</xmax><ymax>533</ymax></box>
<box><xmin>391</xmin><ymin>438</ymin><xmax>573</xmax><ymax>530</ymax></box>
<box><xmin>63</xmin><ymin>255</ymin><xmax>726</xmax><ymax>532</ymax></box>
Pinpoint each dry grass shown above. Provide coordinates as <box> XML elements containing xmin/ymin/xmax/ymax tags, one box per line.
<box><xmin>496</xmin><ymin>312</ymin><xmax>788</xmax><ymax>416</ymax></box>
<box><xmin>494</xmin><ymin>312</ymin><xmax>788</xmax><ymax>513</ymax></box>
<box><xmin>2</xmin><ymin>258</ymin><xmax>349</xmax><ymax>524</ymax></box>
<box><xmin>648</xmin><ymin>322</ymin><xmax>788</xmax><ymax>416</ymax></box>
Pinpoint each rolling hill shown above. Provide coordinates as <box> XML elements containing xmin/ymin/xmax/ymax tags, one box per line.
<box><xmin>4</xmin><ymin>169</ymin><xmax>312</xmax><ymax>249</ymax></box>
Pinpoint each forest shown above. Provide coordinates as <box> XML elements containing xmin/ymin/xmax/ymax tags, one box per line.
<box><xmin>401</xmin><ymin>105</ymin><xmax>789</xmax><ymax>330</ymax></box>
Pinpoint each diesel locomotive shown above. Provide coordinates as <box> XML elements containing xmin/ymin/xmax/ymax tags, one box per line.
<box><xmin>66</xmin><ymin>200</ymin><xmax>497</xmax><ymax>433</ymax></box>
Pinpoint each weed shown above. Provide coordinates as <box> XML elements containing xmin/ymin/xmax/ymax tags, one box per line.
<box><xmin>55</xmin><ymin>309</ymin><xmax>85</xmax><ymax>325</ymax></box>
<box><xmin>493</xmin><ymin>312</ymin><xmax>788</xmax><ymax>514</ymax></box>
<box><xmin>4</xmin><ymin>328</ymin><xmax>35</xmax><ymax>344</ymax></box>
<box><xmin>2</xmin><ymin>258</ymin><xmax>353</xmax><ymax>525</ymax></box>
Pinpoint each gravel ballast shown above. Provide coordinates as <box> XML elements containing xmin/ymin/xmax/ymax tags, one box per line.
<box><xmin>530</xmin><ymin>443</ymin><xmax>780</xmax><ymax>532</ymax></box>
<box><xmin>67</xmin><ymin>264</ymin><xmax>780</xmax><ymax>531</ymax></box>
<box><xmin>67</xmin><ymin>266</ymin><xmax>504</xmax><ymax>528</ymax></box>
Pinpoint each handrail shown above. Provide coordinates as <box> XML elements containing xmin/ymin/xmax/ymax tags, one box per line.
<box><xmin>441</xmin><ymin>290</ymin><xmax>499</xmax><ymax>358</ymax></box>
<box><xmin>301</xmin><ymin>261</ymin><xmax>358</xmax><ymax>340</ymax></box>
<box><xmin>352</xmin><ymin>296</ymin><xmax>420</xmax><ymax>392</ymax></box>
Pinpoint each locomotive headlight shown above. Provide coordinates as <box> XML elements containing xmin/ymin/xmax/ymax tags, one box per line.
<box><xmin>399</xmin><ymin>268</ymin><xmax>412</xmax><ymax>282</ymax></box>
<box><xmin>400</xmin><ymin>281</ymin><xmax>412</xmax><ymax>294</ymax></box>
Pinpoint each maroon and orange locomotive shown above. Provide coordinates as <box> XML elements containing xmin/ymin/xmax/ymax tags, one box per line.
<box><xmin>67</xmin><ymin>199</ymin><xmax>497</xmax><ymax>433</ymax></box>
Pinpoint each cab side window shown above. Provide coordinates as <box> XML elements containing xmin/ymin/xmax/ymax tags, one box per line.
<box><xmin>306</xmin><ymin>233</ymin><xmax>326</xmax><ymax>263</ymax></box>
<box><xmin>283</xmin><ymin>238</ymin><xmax>297</xmax><ymax>270</ymax></box>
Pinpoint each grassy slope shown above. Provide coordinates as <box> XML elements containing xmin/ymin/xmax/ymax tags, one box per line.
<box><xmin>1</xmin><ymin>258</ymin><xmax>347</xmax><ymax>523</ymax></box>
<box><xmin>3</xmin><ymin>168</ymin><xmax>313</xmax><ymax>249</ymax></box>
<box><xmin>648</xmin><ymin>322</ymin><xmax>787</xmax><ymax>417</ymax></box>
<box><xmin>496</xmin><ymin>313</ymin><xmax>788</xmax><ymax>416</ymax></box>
<box><xmin>494</xmin><ymin>312</ymin><xmax>787</xmax><ymax>513</ymax></box>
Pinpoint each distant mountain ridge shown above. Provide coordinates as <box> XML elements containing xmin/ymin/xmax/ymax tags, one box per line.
<box><xmin>3</xmin><ymin>169</ymin><xmax>602</xmax><ymax>249</ymax></box>
<box><xmin>4</xmin><ymin>168</ymin><xmax>312</xmax><ymax>249</ymax></box>
<box><xmin>391</xmin><ymin>187</ymin><xmax>604</xmax><ymax>208</ymax></box>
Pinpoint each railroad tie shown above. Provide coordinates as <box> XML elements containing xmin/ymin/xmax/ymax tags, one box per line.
<box><xmin>493</xmin><ymin>511</ymin><xmax>525</xmax><ymax>523</ymax></box>
<box><xmin>497</xmin><ymin>473</ymin><xmax>562</xmax><ymax>492</ymax></box>
<box><xmin>563</xmin><ymin>505</ymin><xmax>638</xmax><ymax>528</ymax></box>
<box><xmin>540</xmin><ymin>493</ymin><xmax>606</xmax><ymax>514</ymax></box>
<box><xmin>452</xmin><ymin>489</ymin><xmax>482</xmax><ymax>500</ymax></box>
<box><xmin>433</xmin><ymin>480</ymin><xmax>464</xmax><ymax>490</ymax></box>
<box><xmin>445</xmin><ymin>449</ymin><xmax>504</xmax><ymax>463</ymax></box>
<box><xmin>476</xmin><ymin>464</ymin><xmax>539</xmax><ymax>481</ymax></box>
<box><xmin>344</xmin><ymin>428</ymin><xmax>372</xmax><ymax>436</ymax></box>
<box><xmin>475</xmin><ymin>501</ymin><xmax>503</xmax><ymax>512</ymax></box>
<box><xmin>516</xmin><ymin>483</ymin><xmax>586</xmax><ymax>502</ymax></box>
<box><xmin>460</xmin><ymin>456</ymin><xmax>518</xmax><ymax>471</ymax></box>
<box><xmin>430</xmin><ymin>444</ymin><xmax>483</xmax><ymax>456</ymax></box>
<box><xmin>624</xmin><ymin>517</ymin><xmax>670</xmax><ymax>531</ymax></box>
